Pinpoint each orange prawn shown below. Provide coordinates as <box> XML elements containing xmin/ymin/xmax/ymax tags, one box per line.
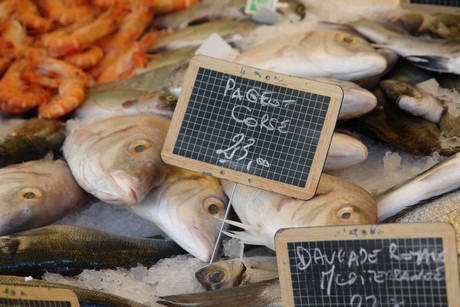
<box><xmin>0</xmin><ymin>59</ymin><xmax>51</xmax><ymax>115</ymax></box>
<box><xmin>15</xmin><ymin>0</ymin><xmax>52</xmax><ymax>33</ymax></box>
<box><xmin>25</xmin><ymin>57</ymin><xmax>89</xmax><ymax>119</ymax></box>
<box><xmin>38</xmin><ymin>0</ymin><xmax>95</xmax><ymax>25</ymax></box>
<box><xmin>44</xmin><ymin>8</ymin><xmax>121</xmax><ymax>57</ymax></box>
<box><xmin>153</xmin><ymin>0</ymin><xmax>198</xmax><ymax>14</ymax></box>
<box><xmin>97</xmin><ymin>2</ymin><xmax>155</xmax><ymax>52</ymax></box>
<box><xmin>96</xmin><ymin>31</ymin><xmax>156</xmax><ymax>84</ymax></box>
<box><xmin>63</xmin><ymin>45</ymin><xmax>104</xmax><ymax>69</ymax></box>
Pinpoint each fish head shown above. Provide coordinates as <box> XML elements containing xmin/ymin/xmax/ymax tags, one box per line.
<box><xmin>0</xmin><ymin>160</ymin><xmax>86</xmax><ymax>235</ymax></box>
<box><xmin>310</xmin><ymin>30</ymin><xmax>387</xmax><ymax>80</ymax></box>
<box><xmin>155</xmin><ymin>170</ymin><xmax>228</xmax><ymax>262</ymax></box>
<box><xmin>195</xmin><ymin>258</ymin><xmax>245</xmax><ymax>290</ymax></box>
<box><xmin>98</xmin><ymin>137</ymin><xmax>167</xmax><ymax>206</ymax></box>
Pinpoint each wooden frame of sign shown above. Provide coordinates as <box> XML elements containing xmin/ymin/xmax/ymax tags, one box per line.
<box><xmin>400</xmin><ymin>0</ymin><xmax>460</xmax><ymax>14</ymax></box>
<box><xmin>0</xmin><ymin>285</ymin><xmax>80</xmax><ymax>306</ymax></box>
<box><xmin>161</xmin><ymin>55</ymin><xmax>343</xmax><ymax>200</ymax></box>
<box><xmin>275</xmin><ymin>223</ymin><xmax>459</xmax><ymax>307</ymax></box>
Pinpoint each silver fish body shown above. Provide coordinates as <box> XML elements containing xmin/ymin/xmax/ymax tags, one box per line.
<box><xmin>129</xmin><ymin>166</ymin><xmax>228</xmax><ymax>262</ymax></box>
<box><xmin>0</xmin><ymin>160</ymin><xmax>86</xmax><ymax>236</ymax></box>
<box><xmin>221</xmin><ymin>173</ymin><xmax>377</xmax><ymax>250</ymax></box>
<box><xmin>348</xmin><ymin>19</ymin><xmax>460</xmax><ymax>75</ymax></box>
<box><xmin>376</xmin><ymin>152</ymin><xmax>460</xmax><ymax>222</ymax></box>
<box><xmin>235</xmin><ymin>29</ymin><xmax>387</xmax><ymax>81</ymax></box>
<box><xmin>63</xmin><ymin>114</ymin><xmax>170</xmax><ymax>205</ymax></box>
<box><xmin>195</xmin><ymin>256</ymin><xmax>278</xmax><ymax>290</ymax></box>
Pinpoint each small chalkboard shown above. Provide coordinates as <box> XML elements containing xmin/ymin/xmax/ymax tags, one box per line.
<box><xmin>400</xmin><ymin>0</ymin><xmax>460</xmax><ymax>14</ymax></box>
<box><xmin>275</xmin><ymin>223</ymin><xmax>459</xmax><ymax>307</ymax></box>
<box><xmin>161</xmin><ymin>55</ymin><xmax>343</xmax><ymax>199</ymax></box>
<box><xmin>0</xmin><ymin>285</ymin><xmax>79</xmax><ymax>306</ymax></box>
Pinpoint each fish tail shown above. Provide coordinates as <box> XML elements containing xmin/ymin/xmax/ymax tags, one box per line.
<box><xmin>157</xmin><ymin>279</ymin><xmax>280</xmax><ymax>307</ymax></box>
<box><xmin>406</xmin><ymin>55</ymin><xmax>452</xmax><ymax>73</ymax></box>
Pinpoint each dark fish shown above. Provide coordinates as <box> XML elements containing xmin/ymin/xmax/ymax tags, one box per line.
<box><xmin>0</xmin><ymin>118</ymin><xmax>66</xmax><ymax>167</ymax></box>
<box><xmin>157</xmin><ymin>278</ymin><xmax>281</xmax><ymax>307</ymax></box>
<box><xmin>0</xmin><ymin>275</ymin><xmax>147</xmax><ymax>307</ymax></box>
<box><xmin>0</xmin><ymin>225</ymin><xmax>185</xmax><ymax>278</ymax></box>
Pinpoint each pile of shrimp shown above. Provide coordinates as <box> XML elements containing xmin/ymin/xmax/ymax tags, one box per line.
<box><xmin>0</xmin><ymin>0</ymin><xmax>197</xmax><ymax>119</ymax></box>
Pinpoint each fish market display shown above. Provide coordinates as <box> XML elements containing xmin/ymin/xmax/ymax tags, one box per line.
<box><xmin>0</xmin><ymin>117</ymin><xmax>66</xmax><ymax>167</ymax></box>
<box><xmin>0</xmin><ymin>160</ymin><xmax>86</xmax><ymax>236</ymax></box>
<box><xmin>235</xmin><ymin>29</ymin><xmax>387</xmax><ymax>81</ymax></box>
<box><xmin>158</xmin><ymin>278</ymin><xmax>281</xmax><ymax>306</ymax></box>
<box><xmin>377</xmin><ymin>152</ymin><xmax>460</xmax><ymax>222</ymax></box>
<box><xmin>0</xmin><ymin>275</ymin><xmax>147</xmax><ymax>307</ymax></box>
<box><xmin>195</xmin><ymin>256</ymin><xmax>278</xmax><ymax>290</ymax></box>
<box><xmin>220</xmin><ymin>173</ymin><xmax>377</xmax><ymax>250</ymax></box>
<box><xmin>346</xmin><ymin>19</ymin><xmax>460</xmax><ymax>74</ymax></box>
<box><xmin>0</xmin><ymin>225</ymin><xmax>185</xmax><ymax>278</ymax></box>
<box><xmin>129</xmin><ymin>166</ymin><xmax>229</xmax><ymax>263</ymax></box>
<box><xmin>63</xmin><ymin>114</ymin><xmax>170</xmax><ymax>205</ymax></box>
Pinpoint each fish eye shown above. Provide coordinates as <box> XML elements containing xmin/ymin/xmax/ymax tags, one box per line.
<box><xmin>207</xmin><ymin>270</ymin><xmax>225</xmax><ymax>283</ymax></box>
<box><xmin>336</xmin><ymin>33</ymin><xmax>356</xmax><ymax>44</ymax></box>
<box><xmin>19</xmin><ymin>188</ymin><xmax>42</xmax><ymax>200</ymax></box>
<box><xmin>336</xmin><ymin>206</ymin><xmax>354</xmax><ymax>220</ymax></box>
<box><xmin>204</xmin><ymin>198</ymin><xmax>225</xmax><ymax>218</ymax></box>
<box><xmin>129</xmin><ymin>141</ymin><xmax>151</xmax><ymax>155</ymax></box>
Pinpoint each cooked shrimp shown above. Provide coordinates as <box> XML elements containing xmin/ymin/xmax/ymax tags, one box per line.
<box><xmin>0</xmin><ymin>60</ymin><xmax>51</xmax><ymax>114</ymax></box>
<box><xmin>38</xmin><ymin>0</ymin><xmax>95</xmax><ymax>25</ymax></box>
<box><xmin>154</xmin><ymin>0</ymin><xmax>198</xmax><ymax>14</ymax></box>
<box><xmin>44</xmin><ymin>8</ymin><xmax>120</xmax><ymax>57</ymax></box>
<box><xmin>0</xmin><ymin>0</ymin><xmax>16</xmax><ymax>22</ymax></box>
<box><xmin>97</xmin><ymin>31</ymin><xmax>155</xmax><ymax>84</ymax></box>
<box><xmin>63</xmin><ymin>45</ymin><xmax>104</xmax><ymax>69</ymax></box>
<box><xmin>15</xmin><ymin>0</ymin><xmax>52</xmax><ymax>33</ymax></box>
<box><xmin>97</xmin><ymin>3</ymin><xmax>154</xmax><ymax>52</ymax></box>
<box><xmin>25</xmin><ymin>57</ymin><xmax>89</xmax><ymax>118</ymax></box>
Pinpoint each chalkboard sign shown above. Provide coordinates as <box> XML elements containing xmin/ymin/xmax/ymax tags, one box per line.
<box><xmin>161</xmin><ymin>55</ymin><xmax>343</xmax><ymax>199</ymax></box>
<box><xmin>275</xmin><ymin>223</ymin><xmax>459</xmax><ymax>306</ymax></box>
<box><xmin>401</xmin><ymin>0</ymin><xmax>460</xmax><ymax>13</ymax></box>
<box><xmin>0</xmin><ymin>285</ymin><xmax>79</xmax><ymax>306</ymax></box>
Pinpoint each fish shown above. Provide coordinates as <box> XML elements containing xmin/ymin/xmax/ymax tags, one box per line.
<box><xmin>74</xmin><ymin>88</ymin><xmax>176</xmax><ymax>122</ymax></box>
<box><xmin>63</xmin><ymin>114</ymin><xmax>170</xmax><ymax>205</ymax></box>
<box><xmin>0</xmin><ymin>117</ymin><xmax>66</xmax><ymax>167</ymax></box>
<box><xmin>346</xmin><ymin>19</ymin><xmax>460</xmax><ymax>74</ymax></box>
<box><xmin>0</xmin><ymin>160</ymin><xmax>87</xmax><ymax>236</ymax></box>
<box><xmin>0</xmin><ymin>224</ymin><xmax>185</xmax><ymax>278</ymax></box>
<box><xmin>129</xmin><ymin>166</ymin><xmax>229</xmax><ymax>263</ymax></box>
<box><xmin>220</xmin><ymin>173</ymin><xmax>377</xmax><ymax>250</ymax></box>
<box><xmin>379</xmin><ymin>79</ymin><xmax>445</xmax><ymax>123</ymax></box>
<box><xmin>195</xmin><ymin>256</ymin><xmax>278</xmax><ymax>291</ymax></box>
<box><xmin>157</xmin><ymin>278</ymin><xmax>281</xmax><ymax>306</ymax></box>
<box><xmin>235</xmin><ymin>29</ymin><xmax>387</xmax><ymax>81</ymax></box>
<box><xmin>0</xmin><ymin>275</ymin><xmax>147</xmax><ymax>307</ymax></box>
<box><xmin>324</xmin><ymin>131</ymin><xmax>368</xmax><ymax>170</ymax></box>
<box><xmin>385</xmin><ymin>190</ymin><xmax>460</xmax><ymax>255</ymax></box>
<box><xmin>376</xmin><ymin>152</ymin><xmax>460</xmax><ymax>222</ymax></box>
<box><xmin>315</xmin><ymin>77</ymin><xmax>377</xmax><ymax>121</ymax></box>
<box><xmin>150</xmin><ymin>19</ymin><xmax>257</xmax><ymax>53</ymax></box>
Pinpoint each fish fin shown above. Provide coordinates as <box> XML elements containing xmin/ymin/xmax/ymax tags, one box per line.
<box><xmin>219</xmin><ymin>218</ymin><xmax>260</xmax><ymax>233</ymax></box>
<box><xmin>157</xmin><ymin>279</ymin><xmax>280</xmax><ymax>307</ymax></box>
<box><xmin>221</xmin><ymin>229</ymin><xmax>266</xmax><ymax>246</ymax></box>
<box><xmin>406</xmin><ymin>55</ymin><xmax>452</xmax><ymax>73</ymax></box>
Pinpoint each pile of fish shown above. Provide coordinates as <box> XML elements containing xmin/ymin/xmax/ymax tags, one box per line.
<box><xmin>0</xmin><ymin>0</ymin><xmax>459</xmax><ymax>306</ymax></box>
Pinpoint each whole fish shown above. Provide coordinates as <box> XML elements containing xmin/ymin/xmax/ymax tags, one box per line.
<box><xmin>63</xmin><ymin>114</ymin><xmax>170</xmax><ymax>205</ymax></box>
<box><xmin>346</xmin><ymin>19</ymin><xmax>460</xmax><ymax>74</ymax></box>
<box><xmin>0</xmin><ymin>160</ymin><xmax>86</xmax><ymax>236</ymax></box>
<box><xmin>235</xmin><ymin>29</ymin><xmax>387</xmax><ymax>81</ymax></box>
<box><xmin>158</xmin><ymin>278</ymin><xmax>281</xmax><ymax>307</ymax></box>
<box><xmin>129</xmin><ymin>166</ymin><xmax>229</xmax><ymax>263</ymax></box>
<box><xmin>0</xmin><ymin>225</ymin><xmax>185</xmax><ymax>278</ymax></box>
<box><xmin>195</xmin><ymin>256</ymin><xmax>278</xmax><ymax>290</ymax></box>
<box><xmin>74</xmin><ymin>88</ymin><xmax>176</xmax><ymax>122</ymax></box>
<box><xmin>324</xmin><ymin>131</ymin><xmax>368</xmax><ymax>170</ymax></box>
<box><xmin>220</xmin><ymin>173</ymin><xmax>377</xmax><ymax>250</ymax></box>
<box><xmin>0</xmin><ymin>118</ymin><xmax>66</xmax><ymax>167</ymax></box>
<box><xmin>376</xmin><ymin>152</ymin><xmax>460</xmax><ymax>222</ymax></box>
<box><xmin>379</xmin><ymin>79</ymin><xmax>444</xmax><ymax>123</ymax></box>
<box><xmin>385</xmin><ymin>190</ymin><xmax>460</xmax><ymax>255</ymax></box>
<box><xmin>0</xmin><ymin>275</ymin><xmax>147</xmax><ymax>307</ymax></box>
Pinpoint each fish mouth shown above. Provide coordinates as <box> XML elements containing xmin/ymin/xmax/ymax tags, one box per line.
<box><xmin>108</xmin><ymin>169</ymin><xmax>142</xmax><ymax>206</ymax></box>
<box><xmin>187</xmin><ymin>226</ymin><xmax>214</xmax><ymax>263</ymax></box>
